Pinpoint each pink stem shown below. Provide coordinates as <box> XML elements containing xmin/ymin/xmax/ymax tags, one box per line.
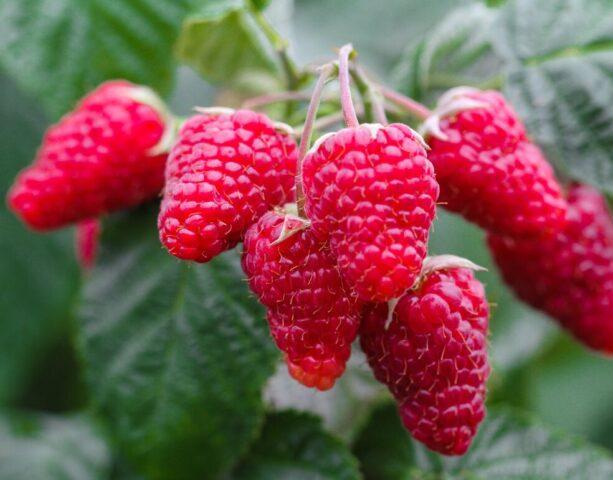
<box><xmin>241</xmin><ymin>90</ymin><xmax>312</xmax><ymax>109</ymax></box>
<box><xmin>338</xmin><ymin>44</ymin><xmax>359</xmax><ymax>128</ymax></box>
<box><xmin>295</xmin><ymin>63</ymin><xmax>335</xmax><ymax>216</ymax></box>
<box><xmin>380</xmin><ymin>86</ymin><xmax>432</xmax><ymax>120</ymax></box>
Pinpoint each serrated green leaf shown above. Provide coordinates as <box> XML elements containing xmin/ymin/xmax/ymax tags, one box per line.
<box><xmin>232</xmin><ymin>411</ymin><xmax>362</xmax><ymax>480</ymax></box>
<box><xmin>491</xmin><ymin>0</ymin><xmax>613</xmax><ymax>195</ymax></box>
<box><xmin>176</xmin><ymin>1</ymin><xmax>280</xmax><ymax>90</ymax></box>
<box><xmin>393</xmin><ymin>3</ymin><xmax>504</xmax><ymax>104</ymax></box>
<box><xmin>290</xmin><ymin>0</ymin><xmax>474</xmax><ymax>74</ymax></box>
<box><xmin>0</xmin><ymin>0</ymin><xmax>201</xmax><ymax>118</ymax></box>
<box><xmin>0</xmin><ymin>411</ymin><xmax>111</xmax><ymax>480</ymax></box>
<box><xmin>0</xmin><ymin>75</ymin><xmax>80</xmax><ymax>404</ymax></box>
<box><xmin>77</xmin><ymin>206</ymin><xmax>278</xmax><ymax>480</ymax></box>
<box><xmin>354</xmin><ymin>404</ymin><xmax>613</xmax><ymax>480</ymax></box>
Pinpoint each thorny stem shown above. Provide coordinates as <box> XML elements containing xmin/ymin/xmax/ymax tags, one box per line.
<box><xmin>350</xmin><ymin>65</ymin><xmax>388</xmax><ymax>125</ymax></box>
<box><xmin>295</xmin><ymin>63</ymin><xmax>335</xmax><ymax>216</ymax></box>
<box><xmin>380</xmin><ymin>85</ymin><xmax>432</xmax><ymax>120</ymax></box>
<box><xmin>338</xmin><ymin>44</ymin><xmax>360</xmax><ymax>128</ymax></box>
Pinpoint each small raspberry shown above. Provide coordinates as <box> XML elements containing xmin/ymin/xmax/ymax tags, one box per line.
<box><xmin>8</xmin><ymin>81</ymin><xmax>168</xmax><ymax>230</ymax></box>
<box><xmin>360</xmin><ymin>263</ymin><xmax>490</xmax><ymax>455</ymax></box>
<box><xmin>423</xmin><ymin>87</ymin><xmax>567</xmax><ymax>237</ymax></box>
<box><xmin>302</xmin><ymin>123</ymin><xmax>439</xmax><ymax>302</ymax></box>
<box><xmin>158</xmin><ymin>109</ymin><xmax>297</xmax><ymax>263</ymax></box>
<box><xmin>488</xmin><ymin>184</ymin><xmax>613</xmax><ymax>353</ymax></box>
<box><xmin>242</xmin><ymin>209</ymin><xmax>361</xmax><ymax>390</ymax></box>
<box><xmin>75</xmin><ymin>218</ymin><xmax>101</xmax><ymax>270</ymax></box>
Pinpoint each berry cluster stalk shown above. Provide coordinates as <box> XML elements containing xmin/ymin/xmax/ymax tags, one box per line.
<box><xmin>380</xmin><ymin>86</ymin><xmax>431</xmax><ymax>120</ymax></box>
<box><xmin>295</xmin><ymin>63</ymin><xmax>335</xmax><ymax>216</ymax></box>
<box><xmin>338</xmin><ymin>44</ymin><xmax>360</xmax><ymax>129</ymax></box>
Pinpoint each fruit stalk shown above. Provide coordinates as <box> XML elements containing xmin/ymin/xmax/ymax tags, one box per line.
<box><xmin>338</xmin><ymin>44</ymin><xmax>360</xmax><ymax>128</ymax></box>
<box><xmin>295</xmin><ymin>63</ymin><xmax>335</xmax><ymax>216</ymax></box>
<box><xmin>380</xmin><ymin>85</ymin><xmax>431</xmax><ymax>120</ymax></box>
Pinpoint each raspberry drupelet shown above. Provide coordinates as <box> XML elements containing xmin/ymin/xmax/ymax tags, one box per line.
<box><xmin>489</xmin><ymin>184</ymin><xmax>613</xmax><ymax>354</ymax></box>
<box><xmin>158</xmin><ymin>109</ymin><xmax>297</xmax><ymax>263</ymax></box>
<box><xmin>302</xmin><ymin>123</ymin><xmax>439</xmax><ymax>302</ymax></box>
<box><xmin>360</xmin><ymin>263</ymin><xmax>490</xmax><ymax>455</ymax></box>
<box><xmin>242</xmin><ymin>209</ymin><xmax>361</xmax><ymax>390</ymax></box>
<box><xmin>8</xmin><ymin>80</ymin><xmax>168</xmax><ymax>230</ymax></box>
<box><xmin>423</xmin><ymin>87</ymin><xmax>567</xmax><ymax>238</ymax></box>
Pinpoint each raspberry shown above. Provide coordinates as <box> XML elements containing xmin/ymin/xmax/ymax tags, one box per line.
<box><xmin>158</xmin><ymin>109</ymin><xmax>297</xmax><ymax>263</ymax></box>
<box><xmin>242</xmin><ymin>209</ymin><xmax>361</xmax><ymax>390</ymax></box>
<box><xmin>75</xmin><ymin>218</ymin><xmax>101</xmax><ymax>270</ymax></box>
<box><xmin>488</xmin><ymin>184</ymin><xmax>613</xmax><ymax>353</ymax></box>
<box><xmin>360</xmin><ymin>264</ymin><xmax>490</xmax><ymax>455</ymax></box>
<box><xmin>8</xmin><ymin>80</ymin><xmax>167</xmax><ymax>230</ymax></box>
<box><xmin>302</xmin><ymin>123</ymin><xmax>439</xmax><ymax>302</ymax></box>
<box><xmin>423</xmin><ymin>88</ymin><xmax>567</xmax><ymax>237</ymax></box>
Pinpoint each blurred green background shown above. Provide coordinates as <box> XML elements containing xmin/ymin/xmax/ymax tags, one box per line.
<box><xmin>0</xmin><ymin>0</ymin><xmax>611</xmax><ymax>478</ymax></box>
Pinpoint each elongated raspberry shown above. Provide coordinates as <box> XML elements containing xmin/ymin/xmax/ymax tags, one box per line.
<box><xmin>423</xmin><ymin>88</ymin><xmax>567</xmax><ymax>237</ymax></box>
<box><xmin>488</xmin><ymin>184</ymin><xmax>613</xmax><ymax>353</ymax></box>
<box><xmin>75</xmin><ymin>218</ymin><xmax>101</xmax><ymax>270</ymax></box>
<box><xmin>242</xmin><ymin>209</ymin><xmax>360</xmax><ymax>390</ymax></box>
<box><xmin>302</xmin><ymin>123</ymin><xmax>439</xmax><ymax>302</ymax></box>
<box><xmin>158</xmin><ymin>109</ymin><xmax>297</xmax><ymax>263</ymax></box>
<box><xmin>360</xmin><ymin>264</ymin><xmax>490</xmax><ymax>455</ymax></box>
<box><xmin>8</xmin><ymin>81</ymin><xmax>167</xmax><ymax>230</ymax></box>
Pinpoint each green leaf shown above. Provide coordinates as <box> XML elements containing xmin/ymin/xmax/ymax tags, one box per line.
<box><xmin>491</xmin><ymin>0</ymin><xmax>613</xmax><ymax>195</ymax></box>
<box><xmin>393</xmin><ymin>3</ymin><xmax>504</xmax><ymax>104</ymax></box>
<box><xmin>0</xmin><ymin>75</ymin><xmax>80</xmax><ymax>404</ymax></box>
<box><xmin>353</xmin><ymin>403</ymin><xmax>613</xmax><ymax>480</ymax></box>
<box><xmin>77</xmin><ymin>206</ymin><xmax>278</xmax><ymax>480</ymax></box>
<box><xmin>176</xmin><ymin>0</ymin><xmax>280</xmax><ymax>90</ymax></box>
<box><xmin>232</xmin><ymin>411</ymin><xmax>362</xmax><ymax>480</ymax></box>
<box><xmin>0</xmin><ymin>411</ymin><xmax>111</xmax><ymax>479</ymax></box>
<box><xmin>0</xmin><ymin>0</ymin><xmax>201</xmax><ymax>118</ymax></box>
<box><xmin>290</xmin><ymin>0</ymin><xmax>474</xmax><ymax>74</ymax></box>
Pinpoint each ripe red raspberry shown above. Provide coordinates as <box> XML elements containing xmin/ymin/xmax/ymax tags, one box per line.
<box><xmin>8</xmin><ymin>80</ymin><xmax>168</xmax><ymax>230</ymax></box>
<box><xmin>242</xmin><ymin>209</ymin><xmax>361</xmax><ymax>390</ymax></box>
<box><xmin>75</xmin><ymin>218</ymin><xmax>101</xmax><ymax>270</ymax></box>
<box><xmin>302</xmin><ymin>123</ymin><xmax>439</xmax><ymax>302</ymax></box>
<box><xmin>423</xmin><ymin>87</ymin><xmax>567</xmax><ymax>237</ymax></box>
<box><xmin>488</xmin><ymin>184</ymin><xmax>613</xmax><ymax>353</ymax></box>
<box><xmin>360</xmin><ymin>261</ymin><xmax>490</xmax><ymax>455</ymax></box>
<box><xmin>158</xmin><ymin>109</ymin><xmax>297</xmax><ymax>263</ymax></box>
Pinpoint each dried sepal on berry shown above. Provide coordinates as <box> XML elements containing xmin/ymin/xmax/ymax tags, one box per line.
<box><xmin>360</xmin><ymin>256</ymin><xmax>490</xmax><ymax>455</ymax></box>
<box><xmin>242</xmin><ymin>209</ymin><xmax>361</xmax><ymax>391</ymax></box>
<box><xmin>421</xmin><ymin>87</ymin><xmax>567</xmax><ymax>238</ymax></box>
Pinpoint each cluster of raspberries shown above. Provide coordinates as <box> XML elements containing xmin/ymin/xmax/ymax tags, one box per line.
<box><xmin>7</xmin><ymin>79</ymin><xmax>612</xmax><ymax>456</ymax></box>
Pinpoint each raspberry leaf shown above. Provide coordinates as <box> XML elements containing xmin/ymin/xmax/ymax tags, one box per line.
<box><xmin>0</xmin><ymin>0</ymin><xmax>200</xmax><ymax>119</ymax></box>
<box><xmin>77</xmin><ymin>207</ymin><xmax>278</xmax><ymax>480</ymax></box>
<box><xmin>492</xmin><ymin>0</ymin><xmax>613</xmax><ymax>196</ymax></box>
<box><xmin>393</xmin><ymin>4</ymin><xmax>504</xmax><ymax>104</ymax></box>
<box><xmin>176</xmin><ymin>0</ymin><xmax>281</xmax><ymax>90</ymax></box>
<box><xmin>0</xmin><ymin>75</ymin><xmax>81</xmax><ymax>404</ymax></box>
<box><xmin>232</xmin><ymin>411</ymin><xmax>361</xmax><ymax>480</ymax></box>
<box><xmin>0</xmin><ymin>412</ymin><xmax>111</xmax><ymax>479</ymax></box>
<box><xmin>354</xmin><ymin>403</ymin><xmax>613</xmax><ymax>479</ymax></box>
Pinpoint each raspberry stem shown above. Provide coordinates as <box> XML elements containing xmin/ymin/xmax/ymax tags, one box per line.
<box><xmin>296</xmin><ymin>63</ymin><xmax>335</xmax><ymax>216</ymax></box>
<box><xmin>242</xmin><ymin>91</ymin><xmax>314</xmax><ymax>109</ymax></box>
<box><xmin>380</xmin><ymin>86</ymin><xmax>431</xmax><ymax>120</ymax></box>
<box><xmin>338</xmin><ymin>44</ymin><xmax>360</xmax><ymax>128</ymax></box>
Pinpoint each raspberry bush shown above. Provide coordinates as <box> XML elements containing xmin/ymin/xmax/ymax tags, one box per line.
<box><xmin>1</xmin><ymin>0</ymin><xmax>612</xmax><ymax>479</ymax></box>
